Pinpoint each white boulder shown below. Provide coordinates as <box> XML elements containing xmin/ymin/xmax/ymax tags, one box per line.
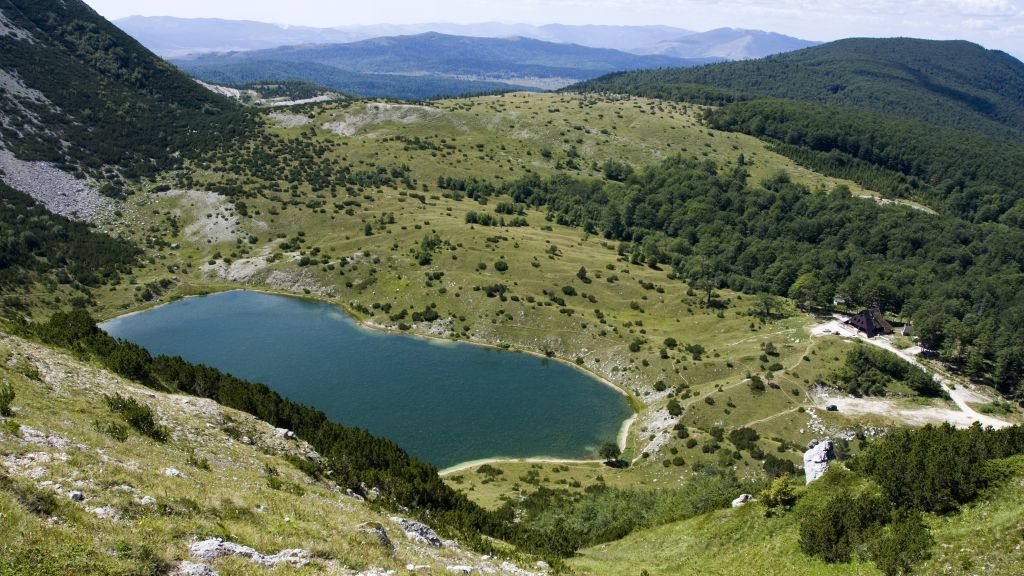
<box><xmin>731</xmin><ymin>494</ymin><xmax>752</xmax><ymax>507</ymax></box>
<box><xmin>803</xmin><ymin>439</ymin><xmax>835</xmax><ymax>484</ymax></box>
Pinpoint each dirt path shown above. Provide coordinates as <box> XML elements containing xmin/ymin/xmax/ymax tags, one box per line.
<box><xmin>810</xmin><ymin>317</ymin><xmax>1011</xmax><ymax>429</ymax></box>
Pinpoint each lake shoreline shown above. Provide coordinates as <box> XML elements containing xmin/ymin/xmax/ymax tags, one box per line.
<box><xmin>100</xmin><ymin>286</ymin><xmax>640</xmax><ymax>465</ymax></box>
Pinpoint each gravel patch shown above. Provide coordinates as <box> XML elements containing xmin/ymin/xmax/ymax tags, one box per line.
<box><xmin>0</xmin><ymin>9</ymin><xmax>33</xmax><ymax>42</ymax></box>
<box><xmin>0</xmin><ymin>149</ymin><xmax>114</xmax><ymax>221</ymax></box>
<box><xmin>269</xmin><ymin>95</ymin><xmax>334</xmax><ymax>107</ymax></box>
<box><xmin>267</xmin><ymin>112</ymin><xmax>312</xmax><ymax>129</ymax></box>
<box><xmin>323</xmin><ymin>102</ymin><xmax>443</xmax><ymax>136</ymax></box>
<box><xmin>0</xmin><ymin>68</ymin><xmax>45</xmax><ymax>101</ymax></box>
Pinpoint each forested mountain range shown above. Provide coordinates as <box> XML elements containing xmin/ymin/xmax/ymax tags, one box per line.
<box><xmin>115</xmin><ymin>16</ymin><xmax>818</xmax><ymax>60</ymax></box>
<box><xmin>174</xmin><ymin>32</ymin><xmax>718</xmax><ymax>96</ymax></box>
<box><xmin>632</xmin><ymin>27</ymin><xmax>819</xmax><ymax>60</ymax></box>
<box><xmin>115</xmin><ymin>17</ymin><xmax>693</xmax><ymax>56</ymax></box>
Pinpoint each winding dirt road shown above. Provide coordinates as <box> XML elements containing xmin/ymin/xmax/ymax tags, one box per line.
<box><xmin>810</xmin><ymin>317</ymin><xmax>1011</xmax><ymax>429</ymax></box>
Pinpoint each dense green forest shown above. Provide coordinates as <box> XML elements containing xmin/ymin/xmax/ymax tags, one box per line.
<box><xmin>0</xmin><ymin>0</ymin><xmax>253</xmax><ymax>178</ymax></box>
<box><xmin>573</xmin><ymin>38</ymin><xmax>1024</xmax><ymax>142</ymax></box>
<box><xmin>444</xmin><ymin>156</ymin><xmax>1024</xmax><ymax>397</ymax></box>
<box><xmin>702</xmin><ymin>99</ymin><xmax>1024</xmax><ymax>224</ymax></box>
<box><xmin>0</xmin><ymin>183</ymin><xmax>138</xmax><ymax>310</ymax></box>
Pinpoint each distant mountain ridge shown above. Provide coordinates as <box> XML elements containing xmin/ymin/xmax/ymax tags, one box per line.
<box><xmin>115</xmin><ymin>16</ymin><xmax>814</xmax><ymax>60</ymax></box>
<box><xmin>633</xmin><ymin>28</ymin><xmax>820</xmax><ymax>59</ymax></box>
<box><xmin>175</xmin><ymin>32</ymin><xmax>720</xmax><ymax>98</ymax></box>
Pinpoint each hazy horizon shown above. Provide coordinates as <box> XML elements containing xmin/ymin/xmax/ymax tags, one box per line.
<box><xmin>84</xmin><ymin>0</ymin><xmax>1024</xmax><ymax>58</ymax></box>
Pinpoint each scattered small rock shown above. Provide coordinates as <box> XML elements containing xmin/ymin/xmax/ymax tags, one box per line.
<box><xmin>274</xmin><ymin>428</ymin><xmax>296</xmax><ymax>440</ymax></box>
<box><xmin>358</xmin><ymin>522</ymin><xmax>394</xmax><ymax>550</ymax></box>
<box><xmin>135</xmin><ymin>495</ymin><xmax>157</xmax><ymax>506</ymax></box>
<box><xmin>171</xmin><ymin>561</ymin><xmax>218</xmax><ymax>576</ymax></box>
<box><xmin>90</xmin><ymin>505</ymin><xmax>120</xmax><ymax>520</ymax></box>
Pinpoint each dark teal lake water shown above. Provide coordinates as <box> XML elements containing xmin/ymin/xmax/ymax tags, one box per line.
<box><xmin>100</xmin><ymin>291</ymin><xmax>631</xmax><ymax>469</ymax></box>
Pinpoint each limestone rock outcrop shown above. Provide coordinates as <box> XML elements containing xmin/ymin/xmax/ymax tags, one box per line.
<box><xmin>803</xmin><ymin>439</ymin><xmax>834</xmax><ymax>484</ymax></box>
<box><xmin>391</xmin><ymin>517</ymin><xmax>443</xmax><ymax>548</ymax></box>
<box><xmin>188</xmin><ymin>538</ymin><xmax>309</xmax><ymax>568</ymax></box>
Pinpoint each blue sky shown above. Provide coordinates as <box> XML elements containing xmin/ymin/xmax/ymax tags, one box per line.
<box><xmin>84</xmin><ymin>0</ymin><xmax>1024</xmax><ymax>57</ymax></box>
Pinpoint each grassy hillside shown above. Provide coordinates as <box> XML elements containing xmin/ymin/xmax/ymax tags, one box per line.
<box><xmin>572</xmin><ymin>455</ymin><xmax>1024</xmax><ymax>576</ymax></box>
<box><xmin>574</xmin><ymin>38</ymin><xmax>1024</xmax><ymax>143</ymax></box>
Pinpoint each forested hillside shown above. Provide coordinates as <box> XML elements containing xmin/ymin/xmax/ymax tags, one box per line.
<box><xmin>703</xmin><ymin>99</ymin><xmax>1024</xmax><ymax>224</ymax></box>
<box><xmin>574</xmin><ymin>38</ymin><xmax>1024</xmax><ymax>142</ymax></box>
<box><xmin>0</xmin><ymin>0</ymin><xmax>251</xmax><ymax>178</ymax></box>
<box><xmin>449</xmin><ymin>156</ymin><xmax>1024</xmax><ymax>397</ymax></box>
<box><xmin>571</xmin><ymin>38</ymin><xmax>1024</xmax><ymax>223</ymax></box>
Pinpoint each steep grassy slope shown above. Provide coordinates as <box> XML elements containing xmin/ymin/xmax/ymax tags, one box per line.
<box><xmin>0</xmin><ymin>330</ymin><xmax>543</xmax><ymax>575</ymax></box>
<box><xmin>571</xmin><ymin>455</ymin><xmax>1024</xmax><ymax>576</ymax></box>
<box><xmin>0</xmin><ymin>0</ymin><xmax>251</xmax><ymax>178</ymax></box>
<box><xmin>574</xmin><ymin>38</ymin><xmax>1024</xmax><ymax>142</ymax></box>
